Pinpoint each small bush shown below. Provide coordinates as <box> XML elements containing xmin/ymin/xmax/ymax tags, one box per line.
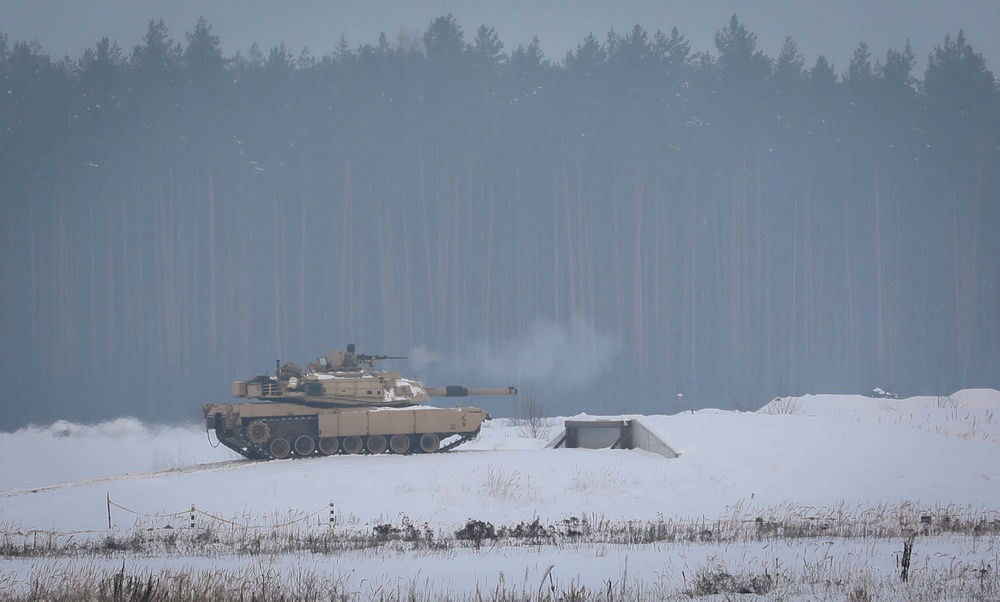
<box><xmin>685</xmin><ymin>558</ymin><xmax>773</xmax><ymax>597</ymax></box>
<box><xmin>515</xmin><ymin>395</ymin><xmax>553</xmax><ymax>440</ymax></box>
<box><xmin>455</xmin><ymin>518</ymin><xmax>496</xmax><ymax>546</ymax></box>
<box><xmin>372</xmin><ymin>523</ymin><xmax>400</xmax><ymax>541</ymax></box>
<box><xmin>502</xmin><ymin>517</ymin><xmax>551</xmax><ymax>541</ymax></box>
<box><xmin>758</xmin><ymin>396</ymin><xmax>801</xmax><ymax>415</ymax></box>
<box><xmin>560</xmin><ymin>516</ymin><xmax>587</xmax><ymax>537</ymax></box>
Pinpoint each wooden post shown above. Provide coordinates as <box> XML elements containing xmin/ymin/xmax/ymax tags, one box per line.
<box><xmin>190</xmin><ymin>505</ymin><xmax>196</xmax><ymax>529</ymax></box>
<box><xmin>106</xmin><ymin>493</ymin><xmax>112</xmax><ymax>530</ymax></box>
<box><xmin>901</xmin><ymin>530</ymin><xmax>916</xmax><ymax>582</ymax></box>
<box><xmin>328</xmin><ymin>502</ymin><xmax>335</xmax><ymax>527</ymax></box>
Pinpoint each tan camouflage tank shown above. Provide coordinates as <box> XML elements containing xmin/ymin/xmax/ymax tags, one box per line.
<box><xmin>204</xmin><ymin>349</ymin><xmax>516</xmax><ymax>460</ymax></box>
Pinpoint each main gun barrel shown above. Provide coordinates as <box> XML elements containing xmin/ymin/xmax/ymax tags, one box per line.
<box><xmin>424</xmin><ymin>385</ymin><xmax>518</xmax><ymax>398</ymax></box>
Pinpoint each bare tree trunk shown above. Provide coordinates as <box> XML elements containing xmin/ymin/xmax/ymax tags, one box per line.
<box><xmin>874</xmin><ymin>162</ymin><xmax>884</xmax><ymax>375</ymax></box>
<box><xmin>484</xmin><ymin>176</ymin><xmax>495</xmax><ymax>355</ymax></box>
<box><xmin>271</xmin><ymin>180</ymin><xmax>282</xmax><ymax>357</ymax></box>
<box><xmin>418</xmin><ymin>146</ymin><xmax>434</xmax><ymax>339</ymax></box>
<box><xmin>89</xmin><ymin>203</ymin><xmax>97</xmax><ymax>355</ymax></box>
<box><xmin>687</xmin><ymin>181</ymin><xmax>698</xmax><ymax>386</ymax></box>
<box><xmin>843</xmin><ymin>183</ymin><xmax>860</xmax><ymax>386</ymax></box>
<box><xmin>632</xmin><ymin>168</ymin><xmax>645</xmax><ymax>374</ymax></box>
<box><xmin>208</xmin><ymin>163</ymin><xmax>217</xmax><ymax>353</ymax></box>
<box><xmin>29</xmin><ymin>189</ymin><xmax>38</xmax><ymax>341</ymax></box>
<box><xmin>562</xmin><ymin>167</ymin><xmax>576</xmax><ymax>320</ymax></box>
<box><xmin>298</xmin><ymin>187</ymin><xmax>306</xmax><ymax>347</ymax></box>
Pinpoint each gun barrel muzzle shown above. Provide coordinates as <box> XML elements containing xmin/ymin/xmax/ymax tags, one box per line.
<box><xmin>425</xmin><ymin>386</ymin><xmax>518</xmax><ymax>397</ymax></box>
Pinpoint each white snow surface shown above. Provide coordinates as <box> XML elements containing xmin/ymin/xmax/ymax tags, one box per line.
<box><xmin>2</xmin><ymin>389</ymin><xmax>999</xmax><ymax>597</ymax></box>
<box><xmin>1</xmin><ymin>390</ymin><xmax>999</xmax><ymax>530</ymax></box>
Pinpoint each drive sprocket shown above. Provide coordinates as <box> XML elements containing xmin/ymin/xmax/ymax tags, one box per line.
<box><xmin>245</xmin><ymin>420</ymin><xmax>270</xmax><ymax>444</ymax></box>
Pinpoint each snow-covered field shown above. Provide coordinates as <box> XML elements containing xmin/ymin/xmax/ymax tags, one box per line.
<box><xmin>2</xmin><ymin>390</ymin><xmax>999</xmax><ymax>600</ymax></box>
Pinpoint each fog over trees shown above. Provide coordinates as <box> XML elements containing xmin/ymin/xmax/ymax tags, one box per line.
<box><xmin>1</xmin><ymin>15</ymin><xmax>997</xmax><ymax>430</ymax></box>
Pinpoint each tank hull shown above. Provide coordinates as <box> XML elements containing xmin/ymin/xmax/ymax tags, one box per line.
<box><xmin>204</xmin><ymin>402</ymin><xmax>489</xmax><ymax>460</ymax></box>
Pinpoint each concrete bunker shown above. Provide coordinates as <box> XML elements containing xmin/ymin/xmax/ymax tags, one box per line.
<box><xmin>549</xmin><ymin>417</ymin><xmax>677</xmax><ymax>459</ymax></box>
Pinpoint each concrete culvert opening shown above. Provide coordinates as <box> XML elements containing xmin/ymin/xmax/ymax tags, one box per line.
<box><xmin>549</xmin><ymin>417</ymin><xmax>677</xmax><ymax>459</ymax></box>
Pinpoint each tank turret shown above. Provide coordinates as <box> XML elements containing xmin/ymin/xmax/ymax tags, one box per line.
<box><xmin>229</xmin><ymin>351</ymin><xmax>516</xmax><ymax>409</ymax></box>
<box><xmin>204</xmin><ymin>349</ymin><xmax>517</xmax><ymax>460</ymax></box>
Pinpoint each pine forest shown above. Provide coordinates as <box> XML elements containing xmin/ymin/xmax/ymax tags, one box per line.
<box><xmin>1</xmin><ymin>15</ymin><xmax>997</xmax><ymax>428</ymax></box>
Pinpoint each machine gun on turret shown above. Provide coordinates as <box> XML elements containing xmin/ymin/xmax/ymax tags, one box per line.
<box><xmin>357</xmin><ymin>354</ymin><xmax>407</xmax><ymax>367</ymax></box>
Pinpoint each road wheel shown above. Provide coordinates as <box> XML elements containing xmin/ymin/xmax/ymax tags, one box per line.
<box><xmin>246</xmin><ymin>421</ymin><xmax>270</xmax><ymax>444</ymax></box>
<box><xmin>366</xmin><ymin>435</ymin><xmax>387</xmax><ymax>455</ymax></box>
<box><xmin>318</xmin><ymin>437</ymin><xmax>339</xmax><ymax>455</ymax></box>
<box><xmin>269</xmin><ymin>437</ymin><xmax>291</xmax><ymax>459</ymax></box>
<box><xmin>389</xmin><ymin>433</ymin><xmax>411</xmax><ymax>454</ymax></box>
<box><xmin>418</xmin><ymin>433</ymin><xmax>440</xmax><ymax>453</ymax></box>
<box><xmin>342</xmin><ymin>435</ymin><xmax>363</xmax><ymax>455</ymax></box>
<box><xmin>294</xmin><ymin>434</ymin><xmax>316</xmax><ymax>456</ymax></box>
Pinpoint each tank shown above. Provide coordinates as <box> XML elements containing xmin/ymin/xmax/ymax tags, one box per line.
<box><xmin>203</xmin><ymin>349</ymin><xmax>517</xmax><ymax>460</ymax></box>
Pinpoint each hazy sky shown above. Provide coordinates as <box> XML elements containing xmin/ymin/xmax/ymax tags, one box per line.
<box><xmin>4</xmin><ymin>0</ymin><xmax>999</xmax><ymax>73</ymax></box>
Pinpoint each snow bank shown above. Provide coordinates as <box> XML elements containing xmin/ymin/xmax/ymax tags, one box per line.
<box><xmin>759</xmin><ymin>389</ymin><xmax>1000</xmax><ymax>447</ymax></box>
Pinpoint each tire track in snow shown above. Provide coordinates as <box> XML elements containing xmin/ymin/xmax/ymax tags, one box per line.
<box><xmin>0</xmin><ymin>458</ymin><xmax>254</xmax><ymax>498</ymax></box>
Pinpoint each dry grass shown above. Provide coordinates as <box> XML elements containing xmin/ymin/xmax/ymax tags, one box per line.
<box><xmin>480</xmin><ymin>464</ymin><xmax>538</xmax><ymax>503</ymax></box>
<box><xmin>3</xmin><ymin>502</ymin><xmax>999</xmax><ymax>601</ymax></box>
<box><xmin>923</xmin><ymin>394</ymin><xmax>969</xmax><ymax>409</ymax></box>
<box><xmin>4</xmin><ymin>501</ymin><xmax>999</xmax><ymax>557</ymax></box>
<box><xmin>4</xmin><ymin>546</ymin><xmax>998</xmax><ymax>602</ymax></box>
<box><xmin>570</xmin><ymin>465</ymin><xmax>628</xmax><ymax>493</ymax></box>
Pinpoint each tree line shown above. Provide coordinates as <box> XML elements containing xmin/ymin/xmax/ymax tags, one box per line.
<box><xmin>1</xmin><ymin>15</ymin><xmax>997</xmax><ymax>428</ymax></box>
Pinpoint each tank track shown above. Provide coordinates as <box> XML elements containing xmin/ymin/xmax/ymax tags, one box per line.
<box><xmin>241</xmin><ymin>416</ymin><xmax>314</xmax><ymax>460</ymax></box>
<box><xmin>214</xmin><ymin>418</ymin><xmax>481</xmax><ymax>460</ymax></box>
<box><xmin>437</xmin><ymin>427</ymin><xmax>481</xmax><ymax>453</ymax></box>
